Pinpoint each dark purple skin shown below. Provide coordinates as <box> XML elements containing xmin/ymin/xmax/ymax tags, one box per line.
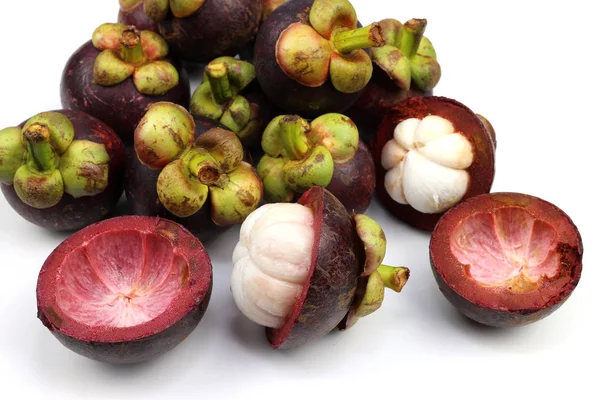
<box><xmin>1</xmin><ymin>110</ymin><xmax>125</xmax><ymax>231</ymax></box>
<box><xmin>118</xmin><ymin>3</ymin><xmax>160</xmax><ymax>32</ymax></box>
<box><xmin>347</xmin><ymin>67</ymin><xmax>433</xmax><ymax>143</ymax></box>
<box><xmin>254</xmin><ymin>0</ymin><xmax>368</xmax><ymax>118</ymax></box>
<box><xmin>60</xmin><ymin>41</ymin><xmax>191</xmax><ymax>145</ymax></box>
<box><xmin>326</xmin><ymin>141</ymin><xmax>376</xmax><ymax>214</ymax></box>
<box><xmin>39</xmin><ymin>283</ymin><xmax>211</xmax><ymax>364</ymax></box>
<box><xmin>125</xmin><ymin>116</ymin><xmax>233</xmax><ymax>242</ymax></box>
<box><xmin>267</xmin><ymin>186</ymin><xmax>362</xmax><ymax>349</ymax></box>
<box><xmin>155</xmin><ymin>0</ymin><xmax>263</xmax><ymax>64</ymax></box>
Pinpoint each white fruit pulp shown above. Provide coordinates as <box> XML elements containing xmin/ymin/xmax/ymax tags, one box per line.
<box><xmin>230</xmin><ymin>203</ymin><xmax>315</xmax><ymax>329</ymax></box>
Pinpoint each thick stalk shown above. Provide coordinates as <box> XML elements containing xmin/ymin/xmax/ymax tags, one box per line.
<box><xmin>120</xmin><ymin>28</ymin><xmax>145</xmax><ymax>65</ymax></box>
<box><xmin>206</xmin><ymin>63</ymin><xmax>233</xmax><ymax>105</ymax></box>
<box><xmin>280</xmin><ymin>116</ymin><xmax>309</xmax><ymax>160</ymax></box>
<box><xmin>23</xmin><ymin>124</ymin><xmax>57</xmax><ymax>172</ymax></box>
<box><xmin>187</xmin><ymin>149</ymin><xmax>221</xmax><ymax>185</ymax></box>
<box><xmin>333</xmin><ymin>24</ymin><xmax>384</xmax><ymax>54</ymax></box>
<box><xmin>399</xmin><ymin>19</ymin><xmax>427</xmax><ymax>58</ymax></box>
<box><xmin>377</xmin><ymin>265</ymin><xmax>410</xmax><ymax>292</ymax></box>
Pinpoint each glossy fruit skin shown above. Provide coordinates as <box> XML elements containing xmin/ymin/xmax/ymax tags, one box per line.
<box><xmin>429</xmin><ymin>192</ymin><xmax>583</xmax><ymax>328</ymax></box>
<box><xmin>125</xmin><ymin>116</ymin><xmax>232</xmax><ymax>242</ymax></box>
<box><xmin>253</xmin><ymin>0</ymin><xmax>366</xmax><ymax>117</ymax></box>
<box><xmin>118</xmin><ymin>3</ymin><xmax>159</xmax><ymax>32</ymax></box>
<box><xmin>36</xmin><ymin>216</ymin><xmax>213</xmax><ymax>364</ymax></box>
<box><xmin>371</xmin><ymin>96</ymin><xmax>496</xmax><ymax>231</ymax></box>
<box><xmin>1</xmin><ymin>110</ymin><xmax>125</xmax><ymax>231</ymax></box>
<box><xmin>347</xmin><ymin>66</ymin><xmax>433</xmax><ymax>143</ymax></box>
<box><xmin>154</xmin><ymin>0</ymin><xmax>262</xmax><ymax>64</ymax></box>
<box><xmin>326</xmin><ymin>141</ymin><xmax>376</xmax><ymax>214</ymax></box>
<box><xmin>60</xmin><ymin>41</ymin><xmax>191</xmax><ymax>144</ymax></box>
<box><xmin>267</xmin><ymin>186</ymin><xmax>362</xmax><ymax>349</ymax></box>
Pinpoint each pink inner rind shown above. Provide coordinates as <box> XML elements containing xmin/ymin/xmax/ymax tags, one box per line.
<box><xmin>56</xmin><ymin>230</ymin><xmax>188</xmax><ymax>328</ymax></box>
<box><xmin>450</xmin><ymin>207</ymin><xmax>559</xmax><ymax>288</ymax></box>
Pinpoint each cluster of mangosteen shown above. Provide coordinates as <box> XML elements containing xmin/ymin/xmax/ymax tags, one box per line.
<box><xmin>0</xmin><ymin>0</ymin><xmax>583</xmax><ymax>364</ymax></box>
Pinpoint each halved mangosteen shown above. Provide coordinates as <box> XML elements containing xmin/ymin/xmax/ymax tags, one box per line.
<box><xmin>36</xmin><ymin>215</ymin><xmax>213</xmax><ymax>364</ymax></box>
<box><xmin>371</xmin><ymin>96</ymin><xmax>496</xmax><ymax>231</ymax></box>
<box><xmin>230</xmin><ymin>186</ymin><xmax>410</xmax><ymax>350</ymax></box>
<box><xmin>430</xmin><ymin>192</ymin><xmax>583</xmax><ymax>327</ymax></box>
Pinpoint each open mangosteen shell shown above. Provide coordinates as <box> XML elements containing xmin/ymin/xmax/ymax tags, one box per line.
<box><xmin>266</xmin><ymin>186</ymin><xmax>362</xmax><ymax>350</ymax></box>
<box><xmin>125</xmin><ymin>116</ymin><xmax>247</xmax><ymax>243</ymax></box>
<box><xmin>157</xmin><ymin>0</ymin><xmax>262</xmax><ymax>63</ymax></box>
<box><xmin>253</xmin><ymin>0</ymin><xmax>368</xmax><ymax>118</ymax></box>
<box><xmin>429</xmin><ymin>192</ymin><xmax>583</xmax><ymax>327</ymax></box>
<box><xmin>60</xmin><ymin>41</ymin><xmax>191</xmax><ymax>145</ymax></box>
<box><xmin>371</xmin><ymin>96</ymin><xmax>496</xmax><ymax>231</ymax></box>
<box><xmin>1</xmin><ymin>110</ymin><xmax>125</xmax><ymax>231</ymax></box>
<box><xmin>36</xmin><ymin>216</ymin><xmax>213</xmax><ymax>364</ymax></box>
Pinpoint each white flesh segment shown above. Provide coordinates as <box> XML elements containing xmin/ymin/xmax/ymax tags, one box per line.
<box><xmin>413</xmin><ymin>115</ymin><xmax>455</xmax><ymax>147</ymax></box>
<box><xmin>418</xmin><ymin>133</ymin><xmax>474</xmax><ymax>169</ymax></box>
<box><xmin>230</xmin><ymin>203</ymin><xmax>315</xmax><ymax>329</ymax></box>
<box><xmin>393</xmin><ymin>118</ymin><xmax>420</xmax><ymax>150</ymax></box>
<box><xmin>384</xmin><ymin>164</ymin><xmax>408</xmax><ymax>205</ymax></box>
<box><xmin>239</xmin><ymin>203</ymin><xmax>279</xmax><ymax>246</ymax></box>
<box><xmin>402</xmin><ymin>151</ymin><xmax>470</xmax><ymax>214</ymax></box>
<box><xmin>381</xmin><ymin>139</ymin><xmax>407</xmax><ymax>170</ymax></box>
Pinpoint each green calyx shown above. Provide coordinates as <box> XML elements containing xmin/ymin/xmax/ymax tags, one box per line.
<box><xmin>91</xmin><ymin>23</ymin><xmax>178</xmax><ymax>95</ymax></box>
<box><xmin>372</xmin><ymin>18</ymin><xmax>442</xmax><ymax>91</ymax></box>
<box><xmin>275</xmin><ymin>0</ymin><xmax>383</xmax><ymax>93</ymax></box>
<box><xmin>258</xmin><ymin>113</ymin><xmax>358</xmax><ymax>203</ymax></box>
<box><xmin>138</xmin><ymin>102</ymin><xmax>262</xmax><ymax>224</ymax></box>
<box><xmin>339</xmin><ymin>215</ymin><xmax>411</xmax><ymax>330</ymax></box>
<box><xmin>190</xmin><ymin>57</ymin><xmax>260</xmax><ymax>145</ymax></box>
<box><xmin>1</xmin><ymin>112</ymin><xmax>111</xmax><ymax>209</ymax></box>
<box><xmin>144</xmin><ymin>0</ymin><xmax>205</xmax><ymax>22</ymax></box>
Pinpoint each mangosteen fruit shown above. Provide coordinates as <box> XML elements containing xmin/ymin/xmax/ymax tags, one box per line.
<box><xmin>347</xmin><ymin>18</ymin><xmax>442</xmax><ymax>142</ymax></box>
<box><xmin>371</xmin><ymin>96</ymin><xmax>496</xmax><ymax>231</ymax></box>
<box><xmin>429</xmin><ymin>192</ymin><xmax>583</xmax><ymax>327</ymax></box>
<box><xmin>118</xmin><ymin>0</ymin><xmax>160</xmax><ymax>32</ymax></box>
<box><xmin>253</xmin><ymin>0</ymin><xmax>386</xmax><ymax>117</ymax></box>
<box><xmin>126</xmin><ymin>102</ymin><xmax>263</xmax><ymax>242</ymax></box>
<box><xmin>190</xmin><ymin>57</ymin><xmax>277</xmax><ymax>157</ymax></box>
<box><xmin>230</xmin><ymin>186</ymin><xmax>410</xmax><ymax>349</ymax></box>
<box><xmin>60</xmin><ymin>23</ymin><xmax>190</xmax><ymax>144</ymax></box>
<box><xmin>0</xmin><ymin>110</ymin><xmax>125</xmax><ymax>231</ymax></box>
<box><xmin>257</xmin><ymin>113</ymin><xmax>375</xmax><ymax>214</ymax></box>
<box><xmin>122</xmin><ymin>0</ymin><xmax>263</xmax><ymax>64</ymax></box>
<box><xmin>36</xmin><ymin>215</ymin><xmax>213</xmax><ymax>364</ymax></box>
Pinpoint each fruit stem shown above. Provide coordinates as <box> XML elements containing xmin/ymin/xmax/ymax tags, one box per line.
<box><xmin>206</xmin><ymin>63</ymin><xmax>233</xmax><ymax>105</ymax></box>
<box><xmin>23</xmin><ymin>124</ymin><xmax>57</xmax><ymax>172</ymax></box>
<box><xmin>333</xmin><ymin>23</ymin><xmax>385</xmax><ymax>54</ymax></box>
<box><xmin>399</xmin><ymin>19</ymin><xmax>427</xmax><ymax>58</ymax></box>
<box><xmin>377</xmin><ymin>265</ymin><xmax>410</xmax><ymax>292</ymax></box>
<box><xmin>280</xmin><ymin>116</ymin><xmax>309</xmax><ymax>160</ymax></box>
<box><xmin>119</xmin><ymin>27</ymin><xmax>145</xmax><ymax>65</ymax></box>
<box><xmin>187</xmin><ymin>150</ymin><xmax>222</xmax><ymax>185</ymax></box>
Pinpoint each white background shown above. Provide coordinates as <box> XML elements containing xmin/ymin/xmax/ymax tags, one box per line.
<box><xmin>0</xmin><ymin>1</ymin><xmax>598</xmax><ymax>399</ymax></box>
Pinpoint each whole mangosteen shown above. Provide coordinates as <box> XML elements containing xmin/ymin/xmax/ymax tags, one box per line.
<box><xmin>231</xmin><ymin>186</ymin><xmax>410</xmax><ymax>349</ymax></box>
<box><xmin>0</xmin><ymin>110</ymin><xmax>125</xmax><ymax>231</ymax></box>
<box><xmin>257</xmin><ymin>113</ymin><xmax>375</xmax><ymax>214</ymax></box>
<box><xmin>371</xmin><ymin>96</ymin><xmax>497</xmax><ymax>231</ymax></box>
<box><xmin>190</xmin><ymin>57</ymin><xmax>278</xmax><ymax>159</ymax></box>
<box><xmin>36</xmin><ymin>215</ymin><xmax>213</xmax><ymax>364</ymax></box>
<box><xmin>60</xmin><ymin>23</ymin><xmax>190</xmax><ymax>144</ymax></box>
<box><xmin>429</xmin><ymin>192</ymin><xmax>583</xmax><ymax>328</ymax></box>
<box><xmin>126</xmin><ymin>102</ymin><xmax>263</xmax><ymax>242</ymax></box>
<box><xmin>253</xmin><ymin>0</ymin><xmax>385</xmax><ymax>117</ymax></box>
<box><xmin>118</xmin><ymin>0</ymin><xmax>263</xmax><ymax>64</ymax></box>
<box><xmin>347</xmin><ymin>18</ymin><xmax>442</xmax><ymax>142</ymax></box>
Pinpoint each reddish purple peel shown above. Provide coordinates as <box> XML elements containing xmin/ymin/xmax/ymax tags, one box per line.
<box><xmin>451</xmin><ymin>208</ymin><xmax>559</xmax><ymax>288</ymax></box>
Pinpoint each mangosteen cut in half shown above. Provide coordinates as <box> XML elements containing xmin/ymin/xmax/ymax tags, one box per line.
<box><xmin>430</xmin><ymin>192</ymin><xmax>583</xmax><ymax>328</ymax></box>
<box><xmin>37</xmin><ymin>216</ymin><xmax>213</xmax><ymax>364</ymax></box>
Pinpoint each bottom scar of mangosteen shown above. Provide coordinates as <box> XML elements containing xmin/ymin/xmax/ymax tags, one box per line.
<box><xmin>230</xmin><ymin>186</ymin><xmax>410</xmax><ymax>350</ymax></box>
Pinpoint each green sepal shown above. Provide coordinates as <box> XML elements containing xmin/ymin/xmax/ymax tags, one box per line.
<box><xmin>133</xmin><ymin>60</ymin><xmax>180</xmax><ymax>95</ymax></box>
<box><xmin>93</xmin><ymin>49</ymin><xmax>135</xmax><ymax>87</ymax></box>
<box><xmin>157</xmin><ymin>159</ymin><xmax>209</xmax><ymax>218</ymax></box>
<box><xmin>59</xmin><ymin>140</ymin><xmax>110</xmax><ymax>198</ymax></box>
<box><xmin>23</xmin><ymin>112</ymin><xmax>74</xmax><ymax>155</ymax></box>
<box><xmin>257</xmin><ymin>155</ymin><xmax>294</xmax><ymax>203</ymax></box>
<box><xmin>282</xmin><ymin>145</ymin><xmax>334</xmax><ymax>193</ymax></box>
<box><xmin>353</xmin><ymin>214</ymin><xmax>387</xmax><ymax>277</ymax></box>
<box><xmin>219</xmin><ymin>96</ymin><xmax>251</xmax><ymax>133</ymax></box>
<box><xmin>13</xmin><ymin>166</ymin><xmax>64</xmax><ymax>209</ymax></box>
<box><xmin>308</xmin><ymin>113</ymin><xmax>359</xmax><ymax>163</ymax></box>
<box><xmin>0</xmin><ymin>127</ymin><xmax>27</xmax><ymax>183</ymax></box>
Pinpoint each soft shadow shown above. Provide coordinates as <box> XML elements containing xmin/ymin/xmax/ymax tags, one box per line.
<box><xmin>230</xmin><ymin>314</ymin><xmax>271</xmax><ymax>354</ymax></box>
